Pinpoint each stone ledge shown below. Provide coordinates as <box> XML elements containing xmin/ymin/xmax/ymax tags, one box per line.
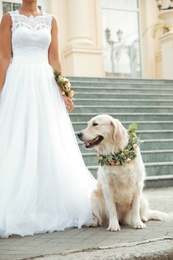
<box><xmin>145</xmin><ymin>174</ymin><xmax>173</xmax><ymax>189</ymax></box>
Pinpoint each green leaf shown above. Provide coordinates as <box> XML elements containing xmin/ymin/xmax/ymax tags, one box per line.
<box><xmin>124</xmin><ymin>149</ymin><xmax>129</xmax><ymax>155</ymax></box>
<box><xmin>107</xmin><ymin>154</ymin><xmax>113</xmax><ymax>161</ymax></box>
<box><xmin>128</xmin><ymin>123</ymin><xmax>137</xmax><ymax>133</ymax></box>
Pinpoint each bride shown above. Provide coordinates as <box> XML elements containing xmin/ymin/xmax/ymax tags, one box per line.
<box><xmin>0</xmin><ymin>0</ymin><xmax>96</xmax><ymax>238</ymax></box>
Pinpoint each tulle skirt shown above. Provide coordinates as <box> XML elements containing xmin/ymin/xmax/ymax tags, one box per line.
<box><xmin>0</xmin><ymin>59</ymin><xmax>96</xmax><ymax>238</ymax></box>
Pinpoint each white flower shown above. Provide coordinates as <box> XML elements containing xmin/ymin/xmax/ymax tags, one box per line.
<box><xmin>133</xmin><ymin>144</ymin><xmax>138</xmax><ymax>149</ymax></box>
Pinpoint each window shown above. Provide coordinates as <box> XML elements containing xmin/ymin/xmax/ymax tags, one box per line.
<box><xmin>2</xmin><ymin>1</ymin><xmax>42</xmax><ymax>14</ymax></box>
<box><xmin>102</xmin><ymin>0</ymin><xmax>141</xmax><ymax>78</ymax></box>
<box><xmin>2</xmin><ymin>2</ymin><xmax>21</xmax><ymax>13</ymax></box>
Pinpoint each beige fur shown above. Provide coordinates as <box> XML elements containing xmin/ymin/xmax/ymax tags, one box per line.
<box><xmin>78</xmin><ymin>114</ymin><xmax>173</xmax><ymax>231</ymax></box>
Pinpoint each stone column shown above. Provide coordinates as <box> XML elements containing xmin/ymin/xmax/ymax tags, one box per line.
<box><xmin>140</xmin><ymin>0</ymin><xmax>159</xmax><ymax>78</ymax></box>
<box><xmin>159</xmin><ymin>32</ymin><xmax>173</xmax><ymax>79</ymax></box>
<box><xmin>67</xmin><ymin>0</ymin><xmax>93</xmax><ymax>45</ymax></box>
<box><xmin>63</xmin><ymin>0</ymin><xmax>104</xmax><ymax>76</ymax></box>
<box><xmin>158</xmin><ymin>10</ymin><xmax>173</xmax><ymax>79</ymax></box>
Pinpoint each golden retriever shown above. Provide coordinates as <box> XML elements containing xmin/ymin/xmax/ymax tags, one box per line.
<box><xmin>77</xmin><ymin>114</ymin><xmax>173</xmax><ymax>231</ymax></box>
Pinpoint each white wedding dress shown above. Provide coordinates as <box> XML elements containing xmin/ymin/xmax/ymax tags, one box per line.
<box><xmin>0</xmin><ymin>10</ymin><xmax>96</xmax><ymax>238</ymax></box>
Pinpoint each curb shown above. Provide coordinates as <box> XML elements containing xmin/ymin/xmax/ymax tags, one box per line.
<box><xmin>24</xmin><ymin>237</ymin><xmax>173</xmax><ymax>260</ymax></box>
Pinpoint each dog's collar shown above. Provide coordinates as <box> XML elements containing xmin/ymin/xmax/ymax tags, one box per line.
<box><xmin>98</xmin><ymin>123</ymin><xmax>141</xmax><ymax>166</ymax></box>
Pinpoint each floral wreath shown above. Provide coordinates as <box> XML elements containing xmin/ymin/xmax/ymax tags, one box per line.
<box><xmin>54</xmin><ymin>70</ymin><xmax>75</xmax><ymax>99</ymax></box>
<box><xmin>98</xmin><ymin>123</ymin><xmax>141</xmax><ymax>166</ymax></box>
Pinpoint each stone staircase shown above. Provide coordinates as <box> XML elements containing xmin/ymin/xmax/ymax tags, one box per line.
<box><xmin>69</xmin><ymin>77</ymin><xmax>173</xmax><ymax>186</ymax></box>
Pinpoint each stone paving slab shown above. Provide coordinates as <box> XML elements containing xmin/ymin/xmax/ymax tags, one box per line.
<box><xmin>0</xmin><ymin>187</ymin><xmax>173</xmax><ymax>260</ymax></box>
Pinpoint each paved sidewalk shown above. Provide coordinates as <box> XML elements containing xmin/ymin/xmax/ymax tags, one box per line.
<box><xmin>0</xmin><ymin>187</ymin><xmax>173</xmax><ymax>260</ymax></box>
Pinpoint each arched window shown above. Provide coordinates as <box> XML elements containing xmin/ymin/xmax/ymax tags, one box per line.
<box><xmin>102</xmin><ymin>0</ymin><xmax>142</xmax><ymax>78</ymax></box>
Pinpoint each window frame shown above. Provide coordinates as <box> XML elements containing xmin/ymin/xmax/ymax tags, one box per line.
<box><xmin>102</xmin><ymin>0</ymin><xmax>143</xmax><ymax>78</ymax></box>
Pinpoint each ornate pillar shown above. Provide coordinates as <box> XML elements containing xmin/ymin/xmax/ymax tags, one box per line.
<box><xmin>140</xmin><ymin>0</ymin><xmax>159</xmax><ymax>78</ymax></box>
<box><xmin>158</xmin><ymin>10</ymin><xmax>173</xmax><ymax>79</ymax></box>
<box><xmin>67</xmin><ymin>0</ymin><xmax>93</xmax><ymax>45</ymax></box>
<box><xmin>159</xmin><ymin>31</ymin><xmax>173</xmax><ymax>79</ymax></box>
<box><xmin>63</xmin><ymin>0</ymin><xmax>104</xmax><ymax>76</ymax></box>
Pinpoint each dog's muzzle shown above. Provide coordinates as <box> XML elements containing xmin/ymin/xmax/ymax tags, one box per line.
<box><xmin>77</xmin><ymin>132</ymin><xmax>104</xmax><ymax>148</ymax></box>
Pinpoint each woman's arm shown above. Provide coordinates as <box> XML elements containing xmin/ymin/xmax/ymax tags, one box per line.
<box><xmin>48</xmin><ymin>16</ymin><xmax>62</xmax><ymax>74</ymax></box>
<box><xmin>48</xmin><ymin>16</ymin><xmax>74</xmax><ymax>113</ymax></box>
<box><xmin>0</xmin><ymin>13</ymin><xmax>12</xmax><ymax>92</ymax></box>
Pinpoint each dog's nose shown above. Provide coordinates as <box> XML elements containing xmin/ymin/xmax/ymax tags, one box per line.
<box><xmin>77</xmin><ymin>132</ymin><xmax>83</xmax><ymax>138</ymax></box>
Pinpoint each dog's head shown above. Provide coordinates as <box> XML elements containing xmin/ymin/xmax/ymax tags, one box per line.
<box><xmin>77</xmin><ymin>114</ymin><xmax>129</xmax><ymax>155</ymax></box>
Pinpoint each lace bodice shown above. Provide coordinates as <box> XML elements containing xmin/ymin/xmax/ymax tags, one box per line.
<box><xmin>9</xmin><ymin>10</ymin><xmax>53</xmax><ymax>64</ymax></box>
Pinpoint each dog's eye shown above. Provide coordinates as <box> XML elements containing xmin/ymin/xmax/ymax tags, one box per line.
<box><xmin>92</xmin><ymin>122</ymin><xmax>98</xmax><ymax>126</ymax></box>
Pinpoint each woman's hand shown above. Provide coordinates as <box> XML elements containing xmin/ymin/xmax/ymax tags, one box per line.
<box><xmin>63</xmin><ymin>95</ymin><xmax>74</xmax><ymax>113</ymax></box>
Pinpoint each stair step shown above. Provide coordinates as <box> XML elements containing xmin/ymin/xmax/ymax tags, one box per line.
<box><xmin>73</xmin><ymin>86</ymin><xmax>173</xmax><ymax>93</ymax></box>
<box><xmin>142</xmin><ymin>150</ymin><xmax>173</xmax><ymax>162</ymax></box>
<box><xmin>87</xmin><ymin>162</ymin><xmax>173</xmax><ymax>178</ymax></box>
<box><xmin>73</xmin><ymin>105</ymin><xmax>173</xmax><ymax>113</ymax></box>
<box><xmin>72</xmin><ymin>82</ymin><xmax>173</xmax><ymax>88</ymax></box>
<box><xmin>81</xmin><ymin>150</ymin><xmax>173</xmax><ymax>165</ymax></box>
<box><xmin>75</xmin><ymin>92</ymin><xmax>173</xmax><ymax>99</ymax></box>
<box><xmin>70</xmin><ymin>113</ymin><xmax>173</xmax><ymax>122</ymax></box>
<box><xmin>145</xmin><ymin>162</ymin><xmax>173</xmax><ymax>176</ymax></box>
<box><xmin>75</xmin><ymin>130</ymin><xmax>173</xmax><ymax>140</ymax></box>
<box><xmin>144</xmin><ymin>175</ymin><xmax>173</xmax><ymax>189</ymax></box>
<box><xmin>78</xmin><ymin>139</ymin><xmax>173</xmax><ymax>153</ymax></box>
<box><xmin>69</xmin><ymin>77</ymin><xmax>173</xmax><ymax>85</ymax></box>
<box><xmin>75</xmin><ymin>98</ymin><xmax>173</xmax><ymax>106</ymax></box>
<box><xmin>138</xmin><ymin>130</ymin><xmax>173</xmax><ymax>139</ymax></box>
<box><xmin>142</xmin><ymin>139</ymin><xmax>173</xmax><ymax>150</ymax></box>
<box><xmin>73</xmin><ymin>121</ymin><xmax>173</xmax><ymax>131</ymax></box>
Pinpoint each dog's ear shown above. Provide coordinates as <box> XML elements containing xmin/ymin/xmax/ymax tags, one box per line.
<box><xmin>110</xmin><ymin>119</ymin><xmax>128</xmax><ymax>149</ymax></box>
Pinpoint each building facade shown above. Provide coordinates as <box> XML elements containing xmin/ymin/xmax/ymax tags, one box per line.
<box><xmin>0</xmin><ymin>0</ymin><xmax>173</xmax><ymax>79</ymax></box>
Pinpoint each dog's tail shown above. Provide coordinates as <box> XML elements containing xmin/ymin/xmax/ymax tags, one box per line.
<box><xmin>146</xmin><ymin>210</ymin><xmax>173</xmax><ymax>221</ymax></box>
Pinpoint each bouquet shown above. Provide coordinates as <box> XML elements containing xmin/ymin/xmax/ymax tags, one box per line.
<box><xmin>54</xmin><ymin>70</ymin><xmax>75</xmax><ymax>99</ymax></box>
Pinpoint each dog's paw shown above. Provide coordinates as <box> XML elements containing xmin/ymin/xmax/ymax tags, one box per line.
<box><xmin>132</xmin><ymin>220</ymin><xmax>146</xmax><ymax>229</ymax></box>
<box><xmin>107</xmin><ymin>219</ymin><xmax>121</xmax><ymax>231</ymax></box>
<box><xmin>141</xmin><ymin>216</ymin><xmax>148</xmax><ymax>223</ymax></box>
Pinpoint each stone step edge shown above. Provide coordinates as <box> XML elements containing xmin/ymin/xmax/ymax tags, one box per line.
<box><xmin>70</xmin><ymin>112</ymin><xmax>173</xmax><ymax>116</ymax></box>
<box><xmin>78</xmin><ymin>139</ymin><xmax>173</xmax><ymax>145</ymax></box>
<box><xmin>69</xmin><ymin>78</ymin><xmax>173</xmax><ymax>83</ymax></box>
<box><xmin>87</xmin><ymin>162</ymin><xmax>173</xmax><ymax>169</ymax></box>
<box><xmin>75</xmin><ymin>92</ymin><xmax>173</xmax><ymax>96</ymax></box>
<box><xmin>81</xmin><ymin>150</ymin><xmax>173</xmax><ymax>156</ymax></box>
<box><xmin>73</xmin><ymin>86</ymin><xmax>173</xmax><ymax>91</ymax></box>
<box><xmin>86</xmin><ymin>167</ymin><xmax>173</xmax><ymax>188</ymax></box>
<box><xmin>75</xmin><ymin>130</ymin><xmax>173</xmax><ymax>134</ymax></box>
<box><xmin>74</xmin><ymin>98</ymin><xmax>173</xmax><ymax>103</ymax></box>
<box><xmin>74</xmin><ymin>105</ymin><xmax>173</xmax><ymax>108</ymax></box>
<box><xmin>144</xmin><ymin>175</ymin><xmax>173</xmax><ymax>188</ymax></box>
<box><xmin>72</xmin><ymin>121</ymin><xmax>173</xmax><ymax>125</ymax></box>
<box><xmin>143</xmin><ymin>139</ymin><xmax>173</xmax><ymax>142</ymax></box>
<box><xmin>85</xmin><ymin>171</ymin><xmax>173</xmax><ymax>188</ymax></box>
<box><xmin>71</xmin><ymin>112</ymin><xmax>173</xmax><ymax>116</ymax></box>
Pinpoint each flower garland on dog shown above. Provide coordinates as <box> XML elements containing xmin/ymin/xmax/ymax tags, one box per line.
<box><xmin>98</xmin><ymin>123</ymin><xmax>141</xmax><ymax>166</ymax></box>
<box><xmin>54</xmin><ymin>70</ymin><xmax>75</xmax><ymax>99</ymax></box>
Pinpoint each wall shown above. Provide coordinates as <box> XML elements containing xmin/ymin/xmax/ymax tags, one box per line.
<box><xmin>0</xmin><ymin>0</ymin><xmax>169</xmax><ymax>79</ymax></box>
<box><xmin>140</xmin><ymin>0</ymin><xmax>162</xmax><ymax>78</ymax></box>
